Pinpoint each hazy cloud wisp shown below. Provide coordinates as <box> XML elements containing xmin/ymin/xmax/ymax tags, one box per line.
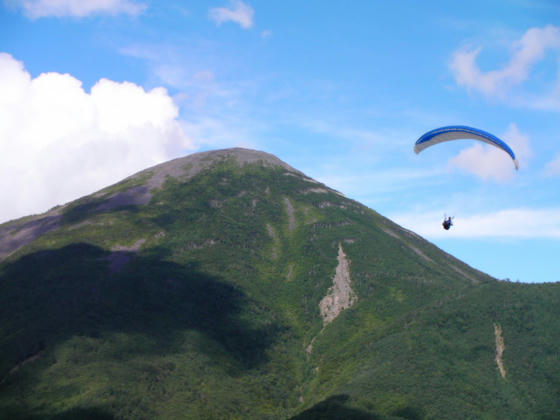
<box><xmin>209</xmin><ymin>0</ymin><xmax>254</xmax><ymax>29</ymax></box>
<box><xmin>450</xmin><ymin>25</ymin><xmax>560</xmax><ymax>99</ymax></box>
<box><xmin>545</xmin><ymin>153</ymin><xmax>560</xmax><ymax>176</ymax></box>
<box><xmin>13</xmin><ymin>0</ymin><xmax>146</xmax><ymax>19</ymax></box>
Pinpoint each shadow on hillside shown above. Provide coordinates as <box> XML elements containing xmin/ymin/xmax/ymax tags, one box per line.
<box><xmin>291</xmin><ymin>395</ymin><xmax>382</xmax><ymax>420</ymax></box>
<box><xmin>60</xmin><ymin>185</ymin><xmax>149</xmax><ymax>226</ymax></box>
<box><xmin>292</xmin><ymin>394</ymin><xmax>426</xmax><ymax>420</ymax></box>
<box><xmin>51</xmin><ymin>407</ymin><xmax>116</xmax><ymax>420</ymax></box>
<box><xmin>0</xmin><ymin>243</ymin><xmax>278</xmax><ymax>377</ymax></box>
<box><xmin>5</xmin><ymin>406</ymin><xmax>116</xmax><ymax>420</ymax></box>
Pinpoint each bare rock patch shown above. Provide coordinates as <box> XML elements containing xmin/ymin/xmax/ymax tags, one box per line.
<box><xmin>111</xmin><ymin>239</ymin><xmax>146</xmax><ymax>252</ymax></box>
<box><xmin>107</xmin><ymin>239</ymin><xmax>146</xmax><ymax>274</ymax></box>
<box><xmin>319</xmin><ymin>243</ymin><xmax>358</xmax><ymax>326</ymax></box>
<box><xmin>301</xmin><ymin>187</ymin><xmax>330</xmax><ymax>194</ymax></box>
<box><xmin>0</xmin><ymin>214</ymin><xmax>61</xmax><ymax>261</ymax></box>
<box><xmin>284</xmin><ymin>198</ymin><xmax>296</xmax><ymax>232</ymax></box>
<box><xmin>494</xmin><ymin>323</ymin><xmax>507</xmax><ymax>379</ymax></box>
<box><xmin>266</xmin><ymin>223</ymin><xmax>280</xmax><ymax>260</ymax></box>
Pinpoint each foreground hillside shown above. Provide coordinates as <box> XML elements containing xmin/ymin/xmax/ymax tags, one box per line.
<box><xmin>1</xmin><ymin>148</ymin><xmax>559</xmax><ymax>419</ymax></box>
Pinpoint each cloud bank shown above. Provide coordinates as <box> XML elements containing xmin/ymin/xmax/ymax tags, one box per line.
<box><xmin>11</xmin><ymin>0</ymin><xmax>146</xmax><ymax>19</ymax></box>
<box><xmin>450</xmin><ymin>25</ymin><xmax>560</xmax><ymax>102</ymax></box>
<box><xmin>209</xmin><ymin>0</ymin><xmax>254</xmax><ymax>29</ymax></box>
<box><xmin>0</xmin><ymin>53</ymin><xmax>194</xmax><ymax>224</ymax></box>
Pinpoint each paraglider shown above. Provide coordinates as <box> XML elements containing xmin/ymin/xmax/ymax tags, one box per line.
<box><xmin>442</xmin><ymin>216</ymin><xmax>453</xmax><ymax>230</ymax></box>
<box><xmin>414</xmin><ymin>125</ymin><xmax>519</xmax><ymax>170</ymax></box>
<box><xmin>414</xmin><ymin>125</ymin><xmax>519</xmax><ymax>231</ymax></box>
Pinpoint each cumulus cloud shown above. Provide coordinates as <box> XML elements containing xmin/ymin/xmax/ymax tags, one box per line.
<box><xmin>11</xmin><ymin>0</ymin><xmax>146</xmax><ymax>19</ymax></box>
<box><xmin>0</xmin><ymin>53</ymin><xmax>194</xmax><ymax>224</ymax></box>
<box><xmin>448</xmin><ymin>123</ymin><xmax>532</xmax><ymax>181</ymax></box>
<box><xmin>392</xmin><ymin>208</ymin><xmax>560</xmax><ymax>239</ymax></box>
<box><xmin>209</xmin><ymin>0</ymin><xmax>254</xmax><ymax>29</ymax></box>
<box><xmin>450</xmin><ymin>25</ymin><xmax>560</xmax><ymax>97</ymax></box>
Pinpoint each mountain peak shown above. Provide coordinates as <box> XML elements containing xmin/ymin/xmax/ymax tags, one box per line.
<box><xmin>134</xmin><ymin>147</ymin><xmax>304</xmax><ymax>192</ymax></box>
<box><xmin>0</xmin><ymin>148</ymin><xmax>311</xmax><ymax>261</ymax></box>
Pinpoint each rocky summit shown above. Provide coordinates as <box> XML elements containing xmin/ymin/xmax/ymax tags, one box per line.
<box><xmin>1</xmin><ymin>148</ymin><xmax>560</xmax><ymax>419</ymax></box>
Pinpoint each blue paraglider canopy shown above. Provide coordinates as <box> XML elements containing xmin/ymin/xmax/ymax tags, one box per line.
<box><xmin>414</xmin><ymin>125</ymin><xmax>519</xmax><ymax>170</ymax></box>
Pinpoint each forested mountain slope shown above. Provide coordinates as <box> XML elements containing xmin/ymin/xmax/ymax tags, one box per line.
<box><xmin>1</xmin><ymin>148</ymin><xmax>558</xmax><ymax>419</ymax></box>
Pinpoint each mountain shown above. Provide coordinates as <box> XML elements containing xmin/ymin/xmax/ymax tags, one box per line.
<box><xmin>1</xmin><ymin>148</ymin><xmax>559</xmax><ymax>419</ymax></box>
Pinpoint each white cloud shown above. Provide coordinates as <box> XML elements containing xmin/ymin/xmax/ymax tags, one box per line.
<box><xmin>391</xmin><ymin>208</ymin><xmax>560</xmax><ymax>239</ymax></box>
<box><xmin>13</xmin><ymin>0</ymin><xmax>146</xmax><ymax>19</ymax></box>
<box><xmin>0</xmin><ymin>53</ymin><xmax>194</xmax><ymax>224</ymax></box>
<box><xmin>450</xmin><ymin>25</ymin><xmax>560</xmax><ymax>97</ymax></box>
<box><xmin>448</xmin><ymin>123</ymin><xmax>532</xmax><ymax>181</ymax></box>
<box><xmin>209</xmin><ymin>0</ymin><xmax>254</xmax><ymax>29</ymax></box>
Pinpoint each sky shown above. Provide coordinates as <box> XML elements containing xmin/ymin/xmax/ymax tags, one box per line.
<box><xmin>1</xmin><ymin>0</ymin><xmax>559</xmax><ymax>283</ymax></box>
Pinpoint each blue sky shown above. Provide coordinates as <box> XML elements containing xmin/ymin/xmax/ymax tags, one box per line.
<box><xmin>1</xmin><ymin>0</ymin><xmax>559</xmax><ymax>282</ymax></box>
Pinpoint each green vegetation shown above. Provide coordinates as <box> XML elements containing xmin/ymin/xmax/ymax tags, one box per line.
<box><xmin>1</xmin><ymin>151</ymin><xmax>559</xmax><ymax>419</ymax></box>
